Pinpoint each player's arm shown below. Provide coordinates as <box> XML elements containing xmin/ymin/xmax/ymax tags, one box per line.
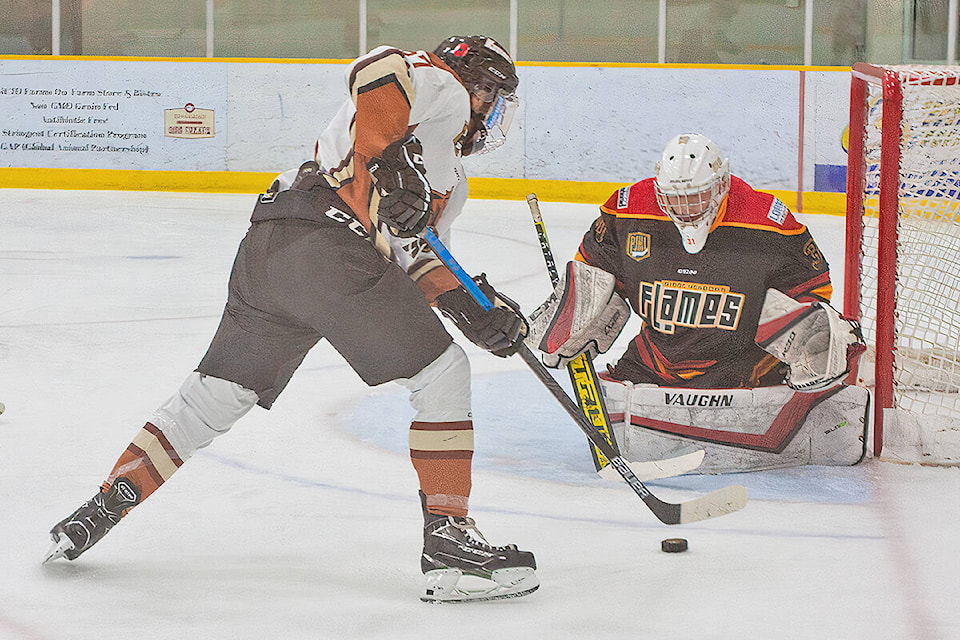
<box><xmin>771</xmin><ymin>222</ymin><xmax>834</xmax><ymax>304</ymax></box>
<box><xmin>333</xmin><ymin>48</ymin><xmax>430</xmax><ymax>236</ymax></box>
<box><xmin>575</xmin><ymin>209</ymin><xmax>624</xmax><ymax>276</ymax></box>
<box><xmin>434</xmin><ymin>273</ymin><xmax>527</xmax><ymax>357</ymax></box>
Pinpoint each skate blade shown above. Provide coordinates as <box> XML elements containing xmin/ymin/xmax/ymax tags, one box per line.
<box><xmin>42</xmin><ymin>532</ymin><xmax>75</xmax><ymax>564</ymax></box>
<box><xmin>421</xmin><ymin>567</ymin><xmax>539</xmax><ymax>603</ymax></box>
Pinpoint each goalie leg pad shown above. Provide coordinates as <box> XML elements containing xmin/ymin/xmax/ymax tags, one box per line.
<box><xmin>526</xmin><ymin>261</ymin><xmax>629</xmax><ymax>368</ymax></box>
<box><xmin>602</xmin><ymin>379</ymin><xmax>869</xmax><ymax>473</ymax></box>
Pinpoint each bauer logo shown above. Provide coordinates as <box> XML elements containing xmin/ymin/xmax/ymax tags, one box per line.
<box><xmin>164</xmin><ymin>103</ymin><xmax>214</xmax><ymax>139</ymax></box>
<box><xmin>626</xmin><ymin>232</ymin><xmax>650</xmax><ymax>261</ymax></box>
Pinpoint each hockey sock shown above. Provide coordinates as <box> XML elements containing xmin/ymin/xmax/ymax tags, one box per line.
<box><xmin>101</xmin><ymin>422</ymin><xmax>184</xmax><ymax>514</ymax></box>
<box><xmin>409</xmin><ymin>420</ymin><xmax>473</xmax><ymax>517</ymax></box>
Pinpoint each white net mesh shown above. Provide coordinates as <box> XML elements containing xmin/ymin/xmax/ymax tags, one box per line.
<box><xmin>858</xmin><ymin>65</ymin><xmax>960</xmax><ymax>419</ymax></box>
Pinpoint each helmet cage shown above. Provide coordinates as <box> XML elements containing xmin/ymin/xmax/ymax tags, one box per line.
<box><xmin>654</xmin><ymin>134</ymin><xmax>730</xmax><ymax>229</ymax></box>
<box><xmin>654</xmin><ymin>169</ymin><xmax>729</xmax><ymax>228</ymax></box>
<box><xmin>435</xmin><ymin>35</ymin><xmax>519</xmax><ymax>155</ymax></box>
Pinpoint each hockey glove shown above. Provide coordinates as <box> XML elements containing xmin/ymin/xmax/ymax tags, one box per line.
<box><xmin>526</xmin><ymin>261</ymin><xmax>629</xmax><ymax>368</ymax></box>
<box><xmin>435</xmin><ymin>274</ymin><xmax>528</xmax><ymax>357</ymax></box>
<box><xmin>755</xmin><ymin>288</ymin><xmax>866</xmax><ymax>392</ymax></box>
<box><xmin>367</xmin><ymin>135</ymin><xmax>431</xmax><ymax>238</ymax></box>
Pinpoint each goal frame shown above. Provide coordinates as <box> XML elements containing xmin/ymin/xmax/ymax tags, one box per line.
<box><xmin>844</xmin><ymin>62</ymin><xmax>960</xmax><ymax>458</ymax></box>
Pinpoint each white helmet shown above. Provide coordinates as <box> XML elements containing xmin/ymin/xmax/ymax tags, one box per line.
<box><xmin>654</xmin><ymin>133</ymin><xmax>730</xmax><ymax>254</ymax></box>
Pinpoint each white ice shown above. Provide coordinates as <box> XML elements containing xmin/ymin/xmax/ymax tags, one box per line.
<box><xmin>1</xmin><ymin>189</ymin><xmax>958</xmax><ymax>640</ymax></box>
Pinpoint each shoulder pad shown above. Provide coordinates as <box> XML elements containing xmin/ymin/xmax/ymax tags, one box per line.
<box><xmin>721</xmin><ymin>177</ymin><xmax>806</xmax><ymax>232</ymax></box>
<box><xmin>600</xmin><ymin>179</ymin><xmax>662</xmax><ymax>217</ymax></box>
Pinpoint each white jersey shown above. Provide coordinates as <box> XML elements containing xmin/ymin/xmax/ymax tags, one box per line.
<box><xmin>314</xmin><ymin>46</ymin><xmax>472</xmax><ymax>298</ymax></box>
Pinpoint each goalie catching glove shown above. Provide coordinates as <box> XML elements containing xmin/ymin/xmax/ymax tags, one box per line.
<box><xmin>435</xmin><ymin>274</ymin><xmax>527</xmax><ymax>357</ymax></box>
<box><xmin>755</xmin><ymin>288</ymin><xmax>865</xmax><ymax>392</ymax></box>
<box><xmin>526</xmin><ymin>261</ymin><xmax>629</xmax><ymax>368</ymax></box>
<box><xmin>367</xmin><ymin>134</ymin><xmax>431</xmax><ymax>237</ymax></box>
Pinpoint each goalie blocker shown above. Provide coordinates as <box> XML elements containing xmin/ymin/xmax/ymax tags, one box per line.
<box><xmin>526</xmin><ymin>261</ymin><xmax>629</xmax><ymax>368</ymax></box>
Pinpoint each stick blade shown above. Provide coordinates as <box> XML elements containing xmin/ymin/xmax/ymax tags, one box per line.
<box><xmin>597</xmin><ymin>449</ymin><xmax>705</xmax><ymax>482</ymax></box>
<box><xmin>677</xmin><ymin>484</ymin><xmax>748</xmax><ymax>524</ymax></box>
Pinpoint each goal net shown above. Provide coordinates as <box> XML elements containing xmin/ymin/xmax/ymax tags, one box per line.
<box><xmin>845</xmin><ymin>63</ymin><xmax>960</xmax><ymax>465</ymax></box>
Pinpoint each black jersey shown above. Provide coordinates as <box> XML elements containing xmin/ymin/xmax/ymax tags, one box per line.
<box><xmin>577</xmin><ymin>176</ymin><xmax>832</xmax><ymax>388</ymax></box>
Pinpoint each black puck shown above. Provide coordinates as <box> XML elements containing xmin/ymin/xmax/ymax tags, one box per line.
<box><xmin>661</xmin><ymin>537</ymin><xmax>688</xmax><ymax>553</ymax></box>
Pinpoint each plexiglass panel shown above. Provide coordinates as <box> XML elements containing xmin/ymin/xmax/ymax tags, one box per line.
<box><xmin>366</xmin><ymin>0</ymin><xmax>510</xmax><ymax>55</ymax></box>
<box><xmin>215</xmin><ymin>1</ymin><xmax>359</xmax><ymax>59</ymax></box>
<box><xmin>518</xmin><ymin>0</ymin><xmax>658</xmax><ymax>62</ymax></box>
<box><xmin>665</xmin><ymin>0</ymin><xmax>805</xmax><ymax>65</ymax></box>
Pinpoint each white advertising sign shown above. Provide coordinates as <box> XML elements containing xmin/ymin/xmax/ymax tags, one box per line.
<box><xmin>0</xmin><ymin>59</ymin><xmax>227</xmax><ymax>170</ymax></box>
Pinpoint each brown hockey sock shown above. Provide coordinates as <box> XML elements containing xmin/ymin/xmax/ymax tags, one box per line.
<box><xmin>101</xmin><ymin>422</ymin><xmax>184</xmax><ymax>514</ymax></box>
<box><xmin>409</xmin><ymin>420</ymin><xmax>473</xmax><ymax>517</ymax></box>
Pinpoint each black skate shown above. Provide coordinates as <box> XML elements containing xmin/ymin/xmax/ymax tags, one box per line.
<box><xmin>42</xmin><ymin>477</ymin><xmax>140</xmax><ymax>563</ymax></box>
<box><xmin>419</xmin><ymin>493</ymin><xmax>538</xmax><ymax>603</ymax></box>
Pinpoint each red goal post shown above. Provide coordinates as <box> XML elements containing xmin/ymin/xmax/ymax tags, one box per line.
<box><xmin>844</xmin><ymin>63</ymin><xmax>960</xmax><ymax>465</ymax></box>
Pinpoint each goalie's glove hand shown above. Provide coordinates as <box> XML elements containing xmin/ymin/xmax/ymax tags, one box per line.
<box><xmin>367</xmin><ymin>135</ymin><xmax>431</xmax><ymax>238</ymax></box>
<box><xmin>435</xmin><ymin>274</ymin><xmax>528</xmax><ymax>357</ymax></box>
<box><xmin>756</xmin><ymin>288</ymin><xmax>866</xmax><ymax>392</ymax></box>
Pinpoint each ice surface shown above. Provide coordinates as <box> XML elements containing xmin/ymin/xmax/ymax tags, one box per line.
<box><xmin>1</xmin><ymin>189</ymin><xmax>958</xmax><ymax>639</ymax></box>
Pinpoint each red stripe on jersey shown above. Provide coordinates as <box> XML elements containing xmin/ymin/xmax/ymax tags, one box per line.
<box><xmin>788</xmin><ymin>271</ymin><xmax>832</xmax><ymax>303</ymax></box>
<box><xmin>636</xmin><ymin>329</ymin><xmax>717</xmax><ymax>383</ymax></box>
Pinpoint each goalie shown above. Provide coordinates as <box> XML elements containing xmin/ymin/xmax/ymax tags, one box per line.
<box><xmin>527</xmin><ymin>133</ymin><xmax>868</xmax><ymax>473</ymax></box>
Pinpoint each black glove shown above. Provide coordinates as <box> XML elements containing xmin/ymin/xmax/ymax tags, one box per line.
<box><xmin>435</xmin><ymin>274</ymin><xmax>527</xmax><ymax>358</ymax></box>
<box><xmin>367</xmin><ymin>135</ymin><xmax>431</xmax><ymax>237</ymax></box>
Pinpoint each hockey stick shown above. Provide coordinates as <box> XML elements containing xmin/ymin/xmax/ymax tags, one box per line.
<box><xmin>421</xmin><ymin>227</ymin><xmax>747</xmax><ymax>525</ymax></box>
<box><xmin>526</xmin><ymin>193</ymin><xmax>705</xmax><ymax>480</ymax></box>
<box><xmin>527</xmin><ymin>193</ymin><xmax>620</xmax><ymax>471</ymax></box>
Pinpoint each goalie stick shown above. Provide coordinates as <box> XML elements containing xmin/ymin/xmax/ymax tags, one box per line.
<box><xmin>527</xmin><ymin>193</ymin><xmax>620</xmax><ymax>472</ymax></box>
<box><xmin>526</xmin><ymin>193</ymin><xmax>704</xmax><ymax>480</ymax></box>
<box><xmin>421</xmin><ymin>226</ymin><xmax>747</xmax><ymax>525</ymax></box>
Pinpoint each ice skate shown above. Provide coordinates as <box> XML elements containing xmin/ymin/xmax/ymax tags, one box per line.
<box><xmin>419</xmin><ymin>494</ymin><xmax>538</xmax><ymax>603</ymax></box>
<box><xmin>43</xmin><ymin>477</ymin><xmax>140</xmax><ymax>564</ymax></box>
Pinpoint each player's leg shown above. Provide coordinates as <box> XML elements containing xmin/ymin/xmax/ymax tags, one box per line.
<box><xmin>46</xmin><ymin>223</ymin><xmax>320</xmax><ymax>563</ymax></box>
<box><xmin>278</xmin><ymin>227</ymin><xmax>537</xmax><ymax>601</ymax></box>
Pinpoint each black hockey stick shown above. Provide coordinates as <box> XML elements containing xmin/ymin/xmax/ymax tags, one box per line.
<box><xmin>526</xmin><ymin>193</ymin><xmax>705</xmax><ymax>481</ymax></box>
<box><xmin>527</xmin><ymin>193</ymin><xmax>620</xmax><ymax>472</ymax></box>
<box><xmin>422</xmin><ymin>227</ymin><xmax>747</xmax><ymax>525</ymax></box>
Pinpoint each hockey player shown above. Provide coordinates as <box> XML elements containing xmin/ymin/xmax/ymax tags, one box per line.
<box><xmin>527</xmin><ymin>133</ymin><xmax>868</xmax><ymax>472</ymax></box>
<box><xmin>45</xmin><ymin>35</ymin><xmax>538</xmax><ymax>603</ymax></box>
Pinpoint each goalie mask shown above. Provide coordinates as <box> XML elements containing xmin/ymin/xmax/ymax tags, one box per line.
<box><xmin>435</xmin><ymin>35</ymin><xmax>519</xmax><ymax>156</ymax></box>
<box><xmin>654</xmin><ymin>133</ymin><xmax>730</xmax><ymax>254</ymax></box>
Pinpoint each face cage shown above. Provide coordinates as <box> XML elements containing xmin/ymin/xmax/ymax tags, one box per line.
<box><xmin>467</xmin><ymin>93</ymin><xmax>519</xmax><ymax>155</ymax></box>
<box><xmin>654</xmin><ymin>174</ymin><xmax>729</xmax><ymax>228</ymax></box>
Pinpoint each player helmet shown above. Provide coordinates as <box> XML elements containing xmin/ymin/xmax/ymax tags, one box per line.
<box><xmin>654</xmin><ymin>133</ymin><xmax>730</xmax><ymax>254</ymax></box>
<box><xmin>434</xmin><ymin>35</ymin><xmax>519</xmax><ymax>156</ymax></box>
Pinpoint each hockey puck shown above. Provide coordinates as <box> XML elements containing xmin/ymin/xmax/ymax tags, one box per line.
<box><xmin>661</xmin><ymin>537</ymin><xmax>688</xmax><ymax>553</ymax></box>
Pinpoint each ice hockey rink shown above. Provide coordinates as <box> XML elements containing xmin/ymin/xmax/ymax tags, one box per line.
<box><xmin>1</xmin><ymin>187</ymin><xmax>959</xmax><ymax>640</ymax></box>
